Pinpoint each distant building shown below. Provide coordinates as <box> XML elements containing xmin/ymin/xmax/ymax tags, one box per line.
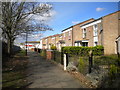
<box><xmin>21</xmin><ymin>41</ymin><xmax>40</xmax><ymax>50</ymax></box>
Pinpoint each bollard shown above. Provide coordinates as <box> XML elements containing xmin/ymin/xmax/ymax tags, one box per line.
<box><xmin>64</xmin><ymin>54</ymin><xmax>67</xmax><ymax>71</ymax></box>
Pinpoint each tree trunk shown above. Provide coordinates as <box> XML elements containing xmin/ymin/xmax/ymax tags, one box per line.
<box><xmin>7</xmin><ymin>38</ymin><xmax>12</xmax><ymax>57</ymax></box>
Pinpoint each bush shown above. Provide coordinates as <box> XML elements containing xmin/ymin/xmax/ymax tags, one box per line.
<box><xmin>50</xmin><ymin>45</ymin><xmax>57</xmax><ymax>50</ymax></box>
<box><xmin>109</xmin><ymin>64</ymin><xmax>118</xmax><ymax>78</ymax></box>
<box><xmin>61</xmin><ymin>45</ymin><xmax>104</xmax><ymax>56</ymax></box>
<box><xmin>92</xmin><ymin>45</ymin><xmax>104</xmax><ymax>56</ymax></box>
<box><xmin>78</xmin><ymin>57</ymin><xmax>88</xmax><ymax>74</ymax></box>
<box><xmin>94</xmin><ymin>55</ymin><xmax>118</xmax><ymax>65</ymax></box>
<box><xmin>40</xmin><ymin>49</ymin><xmax>46</xmax><ymax>58</ymax></box>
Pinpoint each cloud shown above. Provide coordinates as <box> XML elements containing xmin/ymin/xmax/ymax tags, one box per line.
<box><xmin>96</xmin><ymin>7</ymin><xmax>105</xmax><ymax>12</ymax></box>
<box><xmin>29</xmin><ymin>33</ymin><xmax>43</xmax><ymax>40</ymax></box>
<box><xmin>72</xmin><ymin>21</ymin><xmax>80</xmax><ymax>24</ymax></box>
<box><xmin>31</xmin><ymin>10</ymin><xmax>57</xmax><ymax>24</ymax></box>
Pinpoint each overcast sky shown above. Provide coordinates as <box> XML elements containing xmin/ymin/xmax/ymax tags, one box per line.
<box><xmin>16</xmin><ymin>2</ymin><xmax>119</xmax><ymax>43</ymax></box>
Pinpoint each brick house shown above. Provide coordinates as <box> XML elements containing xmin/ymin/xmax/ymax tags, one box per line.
<box><xmin>41</xmin><ymin>34</ymin><xmax>62</xmax><ymax>50</ymax></box>
<box><xmin>80</xmin><ymin>11</ymin><xmax>120</xmax><ymax>54</ymax></box>
<box><xmin>61</xmin><ymin>18</ymin><xmax>94</xmax><ymax>47</ymax></box>
<box><xmin>80</xmin><ymin>18</ymin><xmax>102</xmax><ymax>47</ymax></box>
<box><xmin>116</xmin><ymin>36</ymin><xmax>120</xmax><ymax>54</ymax></box>
<box><xmin>42</xmin><ymin>37</ymin><xmax>48</xmax><ymax>49</ymax></box>
<box><xmin>62</xmin><ymin>26</ymin><xmax>73</xmax><ymax>46</ymax></box>
<box><xmin>72</xmin><ymin>18</ymin><xmax>95</xmax><ymax>46</ymax></box>
<box><xmin>40</xmin><ymin>11</ymin><xmax>119</xmax><ymax>55</ymax></box>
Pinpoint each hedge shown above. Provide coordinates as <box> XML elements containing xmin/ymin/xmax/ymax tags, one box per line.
<box><xmin>50</xmin><ymin>45</ymin><xmax>57</xmax><ymax>50</ymax></box>
<box><xmin>61</xmin><ymin>45</ymin><xmax>104</xmax><ymax>56</ymax></box>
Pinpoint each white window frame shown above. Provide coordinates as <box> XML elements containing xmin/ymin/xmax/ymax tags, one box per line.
<box><xmin>69</xmin><ymin>31</ymin><xmax>71</xmax><ymax>36</ymax></box>
<box><xmin>93</xmin><ymin>24</ymin><xmax>98</xmax><ymax>36</ymax></box>
<box><xmin>83</xmin><ymin>28</ymin><xmax>87</xmax><ymax>38</ymax></box>
<box><xmin>52</xmin><ymin>37</ymin><xmax>55</xmax><ymax>39</ymax></box>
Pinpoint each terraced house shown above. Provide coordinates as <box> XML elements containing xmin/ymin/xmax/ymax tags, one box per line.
<box><xmin>41</xmin><ymin>34</ymin><xmax>62</xmax><ymax>50</ymax></box>
<box><xmin>40</xmin><ymin>10</ymin><xmax>120</xmax><ymax>55</ymax></box>
<box><xmin>80</xmin><ymin>11</ymin><xmax>120</xmax><ymax>54</ymax></box>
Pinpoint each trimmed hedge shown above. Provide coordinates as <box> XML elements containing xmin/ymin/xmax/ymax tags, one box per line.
<box><xmin>61</xmin><ymin>45</ymin><xmax>104</xmax><ymax>56</ymax></box>
<box><xmin>50</xmin><ymin>45</ymin><xmax>57</xmax><ymax>50</ymax></box>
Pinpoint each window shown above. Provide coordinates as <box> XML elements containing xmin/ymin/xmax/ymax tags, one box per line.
<box><xmin>94</xmin><ymin>24</ymin><xmax>98</xmax><ymax>36</ymax></box>
<box><xmin>69</xmin><ymin>31</ymin><xmax>71</xmax><ymax>36</ymax></box>
<box><xmin>52</xmin><ymin>37</ymin><xmax>55</xmax><ymax>39</ymax></box>
<box><xmin>94</xmin><ymin>42</ymin><xmax>98</xmax><ymax>46</ymax></box>
<box><xmin>64</xmin><ymin>33</ymin><xmax>65</xmax><ymax>37</ymax></box>
<box><xmin>82</xmin><ymin>42</ymin><xmax>88</xmax><ymax>47</ymax></box>
<box><xmin>59</xmin><ymin>35</ymin><xmax>62</xmax><ymax>38</ymax></box>
<box><xmin>83</xmin><ymin>28</ymin><xmax>87</xmax><ymax>38</ymax></box>
<box><xmin>43</xmin><ymin>44</ymin><xmax>46</xmax><ymax>46</ymax></box>
<box><xmin>45</xmin><ymin>39</ymin><xmax>47</xmax><ymax>42</ymax></box>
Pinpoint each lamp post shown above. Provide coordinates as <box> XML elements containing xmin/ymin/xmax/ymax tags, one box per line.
<box><xmin>25</xmin><ymin>27</ymin><xmax>28</xmax><ymax>56</ymax></box>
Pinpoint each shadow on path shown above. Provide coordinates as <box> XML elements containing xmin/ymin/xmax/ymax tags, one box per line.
<box><xmin>26</xmin><ymin>51</ymin><xmax>83</xmax><ymax>88</ymax></box>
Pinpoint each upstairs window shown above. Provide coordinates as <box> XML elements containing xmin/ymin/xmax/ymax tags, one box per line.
<box><xmin>69</xmin><ymin>31</ymin><xmax>71</xmax><ymax>36</ymax></box>
<box><xmin>52</xmin><ymin>37</ymin><xmax>55</xmax><ymax>39</ymax></box>
<box><xmin>64</xmin><ymin>33</ymin><xmax>65</xmax><ymax>37</ymax></box>
<box><xmin>83</xmin><ymin>28</ymin><xmax>87</xmax><ymax>38</ymax></box>
<box><xmin>94</xmin><ymin>24</ymin><xmax>98</xmax><ymax>36</ymax></box>
<box><xmin>45</xmin><ymin>39</ymin><xmax>47</xmax><ymax>42</ymax></box>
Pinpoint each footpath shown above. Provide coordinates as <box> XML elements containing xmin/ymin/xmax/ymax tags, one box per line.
<box><xmin>26</xmin><ymin>51</ymin><xmax>84</xmax><ymax>88</ymax></box>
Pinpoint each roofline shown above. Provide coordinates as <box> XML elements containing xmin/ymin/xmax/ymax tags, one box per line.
<box><xmin>62</xmin><ymin>26</ymin><xmax>73</xmax><ymax>32</ymax></box>
<box><xmin>80</xmin><ymin>10</ymin><xmax>120</xmax><ymax>27</ymax></box>
<box><xmin>102</xmin><ymin>10</ymin><xmax>120</xmax><ymax>18</ymax></box>
<box><xmin>41</xmin><ymin>33</ymin><xmax>62</xmax><ymax>40</ymax></box>
<box><xmin>80</xmin><ymin>18</ymin><xmax>102</xmax><ymax>27</ymax></box>
<box><xmin>62</xmin><ymin>18</ymin><xmax>94</xmax><ymax>32</ymax></box>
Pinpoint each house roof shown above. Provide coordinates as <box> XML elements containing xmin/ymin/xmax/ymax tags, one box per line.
<box><xmin>42</xmin><ymin>34</ymin><xmax>62</xmax><ymax>40</ymax></box>
<box><xmin>102</xmin><ymin>10</ymin><xmax>120</xmax><ymax>18</ymax></box>
<box><xmin>80</xmin><ymin>18</ymin><xmax>102</xmax><ymax>27</ymax></box>
<box><xmin>62</xmin><ymin>18</ymin><xmax>94</xmax><ymax>32</ymax></box>
<box><xmin>80</xmin><ymin>10</ymin><xmax>120</xmax><ymax>27</ymax></box>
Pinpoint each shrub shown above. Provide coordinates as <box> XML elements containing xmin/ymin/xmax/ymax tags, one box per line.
<box><xmin>92</xmin><ymin>45</ymin><xmax>104</xmax><ymax>56</ymax></box>
<box><xmin>50</xmin><ymin>45</ymin><xmax>57</xmax><ymax>50</ymax></box>
<box><xmin>40</xmin><ymin>49</ymin><xmax>46</xmax><ymax>58</ymax></box>
<box><xmin>109</xmin><ymin>64</ymin><xmax>118</xmax><ymax>78</ymax></box>
<box><xmin>61</xmin><ymin>45</ymin><xmax>104</xmax><ymax>56</ymax></box>
<box><xmin>78</xmin><ymin>57</ymin><xmax>88</xmax><ymax>75</ymax></box>
<box><xmin>94</xmin><ymin>55</ymin><xmax>118</xmax><ymax>65</ymax></box>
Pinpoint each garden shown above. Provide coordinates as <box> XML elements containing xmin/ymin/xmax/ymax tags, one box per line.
<box><xmin>37</xmin><ymin>45</ymin><xmax>120</xmax><ymax>88</ymax></box>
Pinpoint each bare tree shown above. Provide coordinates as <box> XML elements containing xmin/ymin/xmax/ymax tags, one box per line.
<box><xmin>1</xmin><ymin>1</ymin><xmax>53</xmax><ymax>56</ymax></box>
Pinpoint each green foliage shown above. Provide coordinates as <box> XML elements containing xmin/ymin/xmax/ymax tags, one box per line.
<box><xmin>17</xmin><ymin>50</ymin><xmax>26</xmax><ymax>56</ymax></box>
<box><xmin>50</xmin><ymin>44</ymin><xmax>57</xmax><ymax>50</ymax></box>
<box><xmin>94</xmin><ymin>55</ymin><xmax>118</xmax><ymax>65</ymax></box>
<box><xmin>53</xmin><ymin>51</ymin><xmax>61</xmax><ymax>63</ymax></box>
<box><xmin>92</xmin><ymin>45</ymin><xmax>104</xmax><ymax>56</ymax></box>
<box><xmin>40</xmin><ymin>50</ymin><xmax>46</xmax><ymax>57</ymax></box>
<box><xmin>109</xmin><ymin>64</ymin><xmax>118</xmax><ymax>78</ymax></box>
<box><xmin>61</xmin><ymin>45</ymin><xmax>104</xmax><ymax>56</ymax></box>
<box><xmin>78</xmin><ymin>57</ymin><xmax>88</xmax><ymax>74</ymax></box>
<box><xmin>78</xmin><ymin>58</ymin><xmax>85</xmax><ymax>73</ymax></box>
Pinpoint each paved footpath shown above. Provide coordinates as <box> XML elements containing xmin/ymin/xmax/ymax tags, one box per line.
<box><xmin>26</xmin><ymin>51</ymin><xmax>84</xmax><ymax>88</ymax></box>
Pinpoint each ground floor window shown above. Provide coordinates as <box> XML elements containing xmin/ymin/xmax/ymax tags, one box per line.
<box><xmin>94</xmin><ymin>42</ymin><xmax>98</xmax><ymax>46</ymax></box>
<box><xmin>75</xmin><ymin>42</ymin><xmax>81</xmax><ymax>46</ymax></box>
<box><xmin>82</xmin><ymin>42</ymin><xmax>88</xmax><ymax>47</ymax></box>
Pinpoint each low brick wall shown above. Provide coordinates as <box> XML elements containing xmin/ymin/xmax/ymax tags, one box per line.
<box><xmin>46</xmin><ymin>50</ymin><xmax>53</xmax><ymax>60</ymax></box>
